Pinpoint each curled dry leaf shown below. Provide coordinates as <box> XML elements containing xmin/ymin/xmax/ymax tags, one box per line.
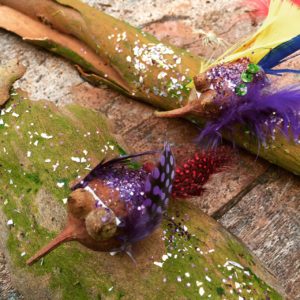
<box><xmin>0</xmin><ymin>59</ymin><xmax>26</xmax><ymax>105</ymax></box>
<box><xmin>0</xmin><ymin>0</ymin><xmax>203</xmax><ymax>110</ymax></box>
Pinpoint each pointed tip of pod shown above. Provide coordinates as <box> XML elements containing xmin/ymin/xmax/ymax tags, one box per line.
<box><xmin>27</xmin><ymin>223</ymin><xmax>76</xmax><ymax>266</ymax></box>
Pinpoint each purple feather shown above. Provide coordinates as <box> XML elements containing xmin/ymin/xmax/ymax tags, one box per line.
<box><xmin>197</xmin><ymin>85</ymin><xmax>300</xmax><ymax>147</ymax></box>
<box><xmin>124</xmin><ymin>143</ymin><xmax>175</xmax><ymax>243</ymax></box>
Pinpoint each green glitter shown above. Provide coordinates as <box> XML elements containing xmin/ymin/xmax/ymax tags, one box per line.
<box><xmin>241</xmin><ymin>71</ymin><xmax>254</xmax><ymax>83</ymax></box>
<box><xmin>247</xmin><ymin>63</ymin><xmax>261</xmax><ymax>74</ymax></box>
<box><xmin>235</xmin><ymin>83</ymin><xmax>248</xmax><ymax>96</ymax></box>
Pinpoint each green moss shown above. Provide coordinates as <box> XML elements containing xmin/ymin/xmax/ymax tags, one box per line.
<box><xmin>0</xmin><ymin>94</ymin><xmax>122</xmax><ymax>299</ymax></box>
<box><xmin>24</xmin><ymin>172</ymin><xmax>41</xmax><ymax>184</ymax></box>
<box><xmin>216</xmin><ymin>287</ymin><xmax>225</xmax><ymax>295</ymax></box>
<box><xmin>30</xmin><ymin>39</ymin><xmax>95</xmax><ymax>75</ymax></box>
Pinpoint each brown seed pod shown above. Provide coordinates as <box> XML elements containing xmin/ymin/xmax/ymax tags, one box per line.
<box><xmin>26</xmin><ymin>188</ymin><xmax>122</xmax><ymax>266</ymax></box>
<box><xmin>193</xmin><ymin>73</ymin><xmax>210</xmax><ymax>92</ymax></box>
<box><xmin>85</xmin><ymin>207</ymin><xmax>117</xmax><ymax>241</ymax></box>
<box><xmin>26</xmin><ymin>144</ymin><xmax>174</xmax><ymax>266</ymax></box>
<box><xmin>67</xmin><ymin>188</ymin><xmax>95</xmax><ymax>219</ymax></box>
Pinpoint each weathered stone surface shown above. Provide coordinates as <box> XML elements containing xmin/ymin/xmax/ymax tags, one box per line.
<box><xmin>220</xmin><ymin>168</ymin><xmax>300</xmax><ymax>299</ymax></box>
<box><xmin>0</xmin><ymin>31</ymin><xmax>83</xmax><ymax>104</ymax></box>
<box><xmin>0</xmin><ymin>210</ymin><xmax>23</xmax><ymax>300</ymax></box>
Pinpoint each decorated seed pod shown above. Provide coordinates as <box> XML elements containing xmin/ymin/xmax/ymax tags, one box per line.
<box><xmin>27</xmin><ymin>143</ymin><xmax>175</xmax><ymax>265</ymax></box>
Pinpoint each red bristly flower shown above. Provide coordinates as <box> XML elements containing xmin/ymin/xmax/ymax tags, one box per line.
<box><xmin>172</xmin><ymin>148</ymin><xmax>231</xmax><ymax>198</ymax></box>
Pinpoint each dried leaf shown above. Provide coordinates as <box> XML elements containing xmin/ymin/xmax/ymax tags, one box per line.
<box><xmin>0</xmin><ymin>59</ymin><xmax>26</xmax><ymax>105</ymax></box>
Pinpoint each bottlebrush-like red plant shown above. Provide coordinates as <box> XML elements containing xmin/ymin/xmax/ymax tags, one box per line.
<box><xmin>172</xmin><ymin>148</ymin><xmax>231</xmax><ymax>198</ymax></box>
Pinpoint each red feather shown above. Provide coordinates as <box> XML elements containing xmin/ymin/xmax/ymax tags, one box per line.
<box><xmin>242</xmin><ymin>0</ymin><xmax>270</xmax><ymax>19</ymax></box>
<box><xmin>241</xmin><ymin>0</ymin><xmax>300</xmax><ymax>22</ymax></box>
<box><xmin>172</xmin><ymin>147</ymin><xmax>231</xmax><ymax>199</ymax></box>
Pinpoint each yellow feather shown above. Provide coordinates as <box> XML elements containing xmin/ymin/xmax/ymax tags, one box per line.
<box><xmin>208</xmin><ymin>0</ymin><xmax>300</xmax><ymax>67</ymax></box>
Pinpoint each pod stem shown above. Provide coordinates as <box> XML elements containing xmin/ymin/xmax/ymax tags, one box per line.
<box><xmin>26</xmin><ymin>225</ymin><xmax>75</xmax><ymax>266</ymax></box>
<box><xmin>154</xmin><ymin>105</ymin><xmax>193</xmax><ymax>118</ymax></box>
